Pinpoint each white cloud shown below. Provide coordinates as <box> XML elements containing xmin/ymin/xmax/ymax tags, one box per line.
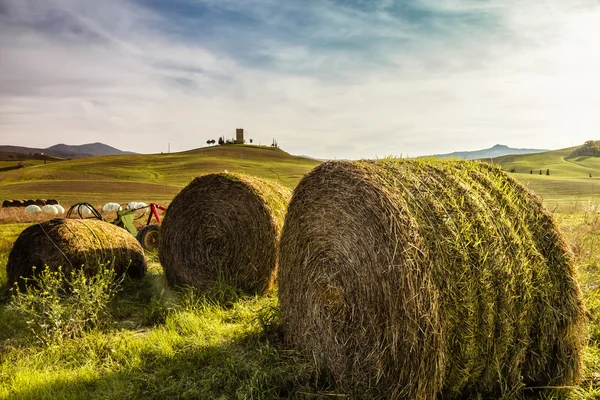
<box><xmin>0</xmin><ymin>0</ymin><xmax>599</xmax><ymax>158</ymax></box>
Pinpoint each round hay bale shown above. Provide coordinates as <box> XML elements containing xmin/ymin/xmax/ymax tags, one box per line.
<box><xmin>2</xmin><ymin>200</ymin><xmax>11</xmax><ymax>208</ymax></box>
<box><xmin>25</xmin><ymin>205</ymin><xmax>41</xmax><ymax>214</ymax></box>
<box><xmin>23</xmin><ymin>199</ymin><xmax>35</xmax><ymax>207</ymax></box>
<box><xmin>159</xmin><ymin>173</ymin><xmax>291</xmax><ymax>294</ymax></box>
<box><xmin>13</xmin><ymin>200</ymin><xmax>24</xmax><ymax>207</ymax></box>
<box><xmin>7</xmin><ymin>218</ymin><xmax>147</xmax><ymax>290</ymax></box>
<box><xmin>34</xmin><ymin>199</ymin><xmax>47</xmax><ymax>206</ymax></box>
<box><xmin>46</xmin><ymin>199</ymin><xmax>59</xmax><ymax>205</ymax></box>
<box><xmin>278</xmin><ymin>159</ymin><xmax>585</xmax><ymax>399</ymax></box>
<box><xmin>55</xmin><ymin>204</ymin><xmax>65</xmax><ymax>214</ymax></box>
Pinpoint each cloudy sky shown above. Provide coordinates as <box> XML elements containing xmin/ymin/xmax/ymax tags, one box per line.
<box><xmin>1</xmin><ymin>0</ymin><xmax>599</xmax><ymax>159</ymax></box>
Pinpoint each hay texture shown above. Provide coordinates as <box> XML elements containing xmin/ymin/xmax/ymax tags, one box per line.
<box><xmin>278</xmin><ymin>159</ymin><xmax>585</xmax><ymax>399</ymax></box>
<box><xmin>159</xmin><ymin>173</ymin><xmax>291</xmax><ymax>294</ymax></box>
<box><xmin>7</xmin><ymin>218</ymin><xmax>147</xmax><ymax>289</ymax></box>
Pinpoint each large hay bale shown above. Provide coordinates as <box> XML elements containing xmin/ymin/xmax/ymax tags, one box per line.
<box><xmin>159</xmin><ymin>173</ymin><xmax>291</xmax><ymax>294</ymax></box>
<box><xmin>278</xmin><ymin>159</ymin><xmax>585</xmax><ymax>399</ymax></box>
<box><xmin>7</xmin><ymin>218</ymin><xmax>147</xmax><ymax>290</ymax></box>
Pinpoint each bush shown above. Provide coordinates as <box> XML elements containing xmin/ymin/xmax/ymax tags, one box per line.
<box><xmin>569</xmin><ymin>140</ymin><xmax>600</xmax><ymax>158</ymax></box>
<box><xmin>7</xmin><ymin>264</ymin><xmax>123</xmax><ymax>345</ymax></box>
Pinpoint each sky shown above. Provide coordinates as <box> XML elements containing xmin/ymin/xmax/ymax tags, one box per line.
<box><xmin>1</xmin><ymin>0</ymin><xmax>599</xmax><ymax>159</ymax></box>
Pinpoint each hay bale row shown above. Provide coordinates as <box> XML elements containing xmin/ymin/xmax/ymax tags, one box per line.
<box><xmin>7</xmin><ymin>218</ymin><xmax>146</xmax><ymax>290</ymax></box>
<box><xmin>2</xmin><ymin>199</ymin><xmax>58</xmax><ymax>207</ymax></box>
<box><xmin>278</xmin><ymin>159</ymin><xmax>585</xmax><ymax>399</ymax></box>
<box><xmin>159</xmin><ymin>173</ymin><xmax>291</xmax><ymax>295</ymax></box>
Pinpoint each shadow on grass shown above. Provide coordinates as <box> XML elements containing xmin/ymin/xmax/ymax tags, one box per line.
<box><xmin>4</xmin><ymin>327</ymin><xmax>336</xmax><ymax>400</ymax></box>
<box><xmin>1</xmin><ymin>265</ymin><xmax>585</xmax><ymax>399</ymax></box>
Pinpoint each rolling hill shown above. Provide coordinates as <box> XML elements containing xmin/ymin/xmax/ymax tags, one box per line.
<box><xmin>0</xmin><ymin>145</ymin><xmax>320</xmax><ymax>205</ymax></box>
<box><xmin>0</xmin><ymin>142</ymin><xmax>135</xmax><ymax>159</ymax></box>
<box><xmin>2</xmin><ymin>141</ymin><xmax>600</xmax><ymax>208</ymax></box>
<box><xmin>491</xmin><ymin>145</ymin><xmax>600</xmax><ymax>205</ymax></box>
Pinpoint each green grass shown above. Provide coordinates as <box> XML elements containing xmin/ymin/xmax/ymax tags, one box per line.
<box><xmin>2</xmin><ymin>145</ymin><xmax>600</xmax><ymax>398</ymax></box>
<box><xmin>2</xmin><ymin>206</ymin><xmax>600</xmax><ymax>398</ymax></box>
<box><xmin>0</xmin><ymin>244</ymin><xmax>326</xmax><ymax>399</ymax></box>
<box><xmin>492</xmin><ymin>146</ymin><xmax>600</xmax><ymax>207</ymax></box>
<box><xmin>0</xmin><ymin>145</ymin><xmax>319</xmax><ymax>205</ymax></box>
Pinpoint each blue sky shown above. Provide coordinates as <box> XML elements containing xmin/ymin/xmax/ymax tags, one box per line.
<box><xmin>1</xmin><ymin>0</ymin><xmax>599</xmax><ymax>158</ymax></box>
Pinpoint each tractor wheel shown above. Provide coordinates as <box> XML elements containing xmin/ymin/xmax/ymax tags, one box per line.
<box><xmin>137</xmin><ymin>224</ymin><xmax>160</xmax><ymax>252</ymax></box>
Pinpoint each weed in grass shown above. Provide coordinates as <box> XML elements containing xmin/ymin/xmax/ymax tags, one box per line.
<box><xmin>7</xmin><ymin>265</ymin><xmax>122</xmax><ymax>345</ymax></box>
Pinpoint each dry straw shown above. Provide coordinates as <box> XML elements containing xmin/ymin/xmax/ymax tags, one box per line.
<box><xmin>7</xmin><ymin>218</ymin><xmax>147</xmax><ymax>290</ymax></box>
<box><xmin>278</xmin><ymin>158</ymin><xmax>585</xmax><ymax>399</ymax></box>
<box><xmin>159</xmin><ymin>173</ymin><xmax>291</xmax><ymax>294</ymax></box>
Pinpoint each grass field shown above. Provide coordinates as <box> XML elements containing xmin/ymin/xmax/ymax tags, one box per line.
<box><xmin>492</xmin><ymin>147</ymin><xmax>600</xmax><ymax>208</ymax></box>
<box><xmin>1</xmin><ymin>144</ymin><xmax>600</xmax><ymax>398</ymax></box>
<box><xmin>0</xmin><ymin>145</ymin><xmax>319</xmax><ymax>205</ymax></box>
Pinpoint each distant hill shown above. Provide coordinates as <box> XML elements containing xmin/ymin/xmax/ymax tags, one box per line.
<box><xmin>0</xmin><ymin>144</ymin><xmax>320</xmax><ymax>204</ymax></box>
<box><xmin>433</xmin><ymin>144</ymin><xmax>547</xmax><ymax>160</ymax></box>
<box><xmin>0</xmin><ymin>142</ymin><xmax>135</xmax><ymax>159</ymax></box>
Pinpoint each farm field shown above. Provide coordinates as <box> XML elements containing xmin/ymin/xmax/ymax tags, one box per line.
<box><xmin>0</xmin><ymin>145</ymin><xmax>319</xmax><ymax>205</ymax></box>
<box><xmin>492</xmin><ymin>147</ymin><xmax>600</xmax><ymax>208</ymax></box>
<box><xmin>1</xmin><ymin>145</ymin><xmax>600</xmax><ymax>398</ymax></box>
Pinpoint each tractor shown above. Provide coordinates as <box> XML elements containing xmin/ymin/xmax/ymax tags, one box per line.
<box><xmin>66</xmin><ymin>202</ymin><xmax>167</xmax><ymax>252</ymax></box>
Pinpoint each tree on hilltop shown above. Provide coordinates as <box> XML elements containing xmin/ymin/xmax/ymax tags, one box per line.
<box><xmin>569</xmin><ymin>140</ymin><xmax>600</xmax><ymax>158</ymax></box>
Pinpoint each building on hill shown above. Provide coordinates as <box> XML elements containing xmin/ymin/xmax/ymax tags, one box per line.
<box><xmin>235</xmin><ymin>128</ymin><xmax>245</xmax><ymax>144</ymax></box>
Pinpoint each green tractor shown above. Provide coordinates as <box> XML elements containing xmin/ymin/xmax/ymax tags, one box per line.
<box><xmin>66</xmin><ymin>202</ymin><xmax>167</xmax><ymax>252</ymax></box>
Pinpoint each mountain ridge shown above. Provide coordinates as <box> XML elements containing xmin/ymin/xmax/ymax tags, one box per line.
<box><xmin>0</xmin><ymin>142</ymin><xmax>135</xmax><ymax>159</ymax></box>
<box><xmin>432</xmin><ymin>144</ymin><xmax>548</xmax><ymax>160</ymax></box>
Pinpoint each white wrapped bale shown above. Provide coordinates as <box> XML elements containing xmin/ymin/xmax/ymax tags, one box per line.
<box><xmin>25</xmin><ymin>205</ymin><xmax>42</xmax><ymax>214</ymax></box>
<box><xmin>55</xmin><ymin>205</ymin><xmax>65</xmax><ymax>214</ymax></box>
<box><xmin>127</xmin><ymin>202</ymin><xmax>147</xmax><ymax>210</ymax></box>
<box><xmin>77</xmin><ymin>204</ymin><xmax>93</xmax><ymax>215</ymax></box>
<box><xmin>102</xmin><ymin>202</ymin><xmax>121</xmax><ymax>213</ymax></box>
<box><xmin>42</xmin><ymin>205</ymin><xmax>59</xmax><ymax>215</ymax></box>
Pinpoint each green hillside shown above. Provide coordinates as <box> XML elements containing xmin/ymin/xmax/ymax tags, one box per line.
<box><xmin>3</xmin><ymin>142</ymin><xmax>600</xmax><ymax>208</ymax></box>
<box><xmin>0</xmin><ymin>145</ymin><xmax>320</xmax><ymax>205</ymax></box>
<box><xmin>492</xmin><ymin>145</ymin><xmax>600</xmax><ymax>206</ymax></box>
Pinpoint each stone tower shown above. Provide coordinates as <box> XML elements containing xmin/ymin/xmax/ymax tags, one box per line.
<box><xmin>236</xmin><ymin>128</ymin><xmax>244</xmax><ymax>144</ymax></box>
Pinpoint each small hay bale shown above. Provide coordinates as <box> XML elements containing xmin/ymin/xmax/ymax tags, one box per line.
<box><xmin>278</xmin><ymin>159</ymin><xmax>585</xmax><ymax>399</ymax></box>
<box><xmin>159</xmin><ymin>173</ymin><xmax>291</xmax><ymax>294</ymax></box>
<box><xmin>7</xmin><ymin>218</ymin><xmax>147</xmax><ymax>290</ymax></box>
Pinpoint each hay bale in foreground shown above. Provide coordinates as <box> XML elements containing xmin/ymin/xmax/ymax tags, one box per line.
<box><xmin>159</xmin><ymin>173</ymin><xmax>291</xmax><ymax>294</ymax></box>
<box><xmin>7</xmin><ymin>218</ymin><xmax>147</xmax><ymax>289</ymax></box>
<box><xmin>279</xmin><ymin>159</ymin><xmax>585</xmax><ymax>399</ymax></box>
